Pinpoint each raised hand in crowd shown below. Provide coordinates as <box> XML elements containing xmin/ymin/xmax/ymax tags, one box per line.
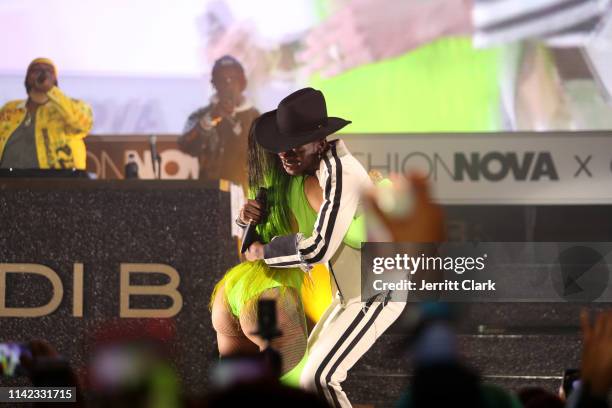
<box><xmin>578</xmin><ymin>309</ymin><xmax>612</xmax><ymax>403</ymax></box>
<box><xmin>364</xmin><ymin>172</ymin><xmax>446</xmax><ymax>243</ymax></box>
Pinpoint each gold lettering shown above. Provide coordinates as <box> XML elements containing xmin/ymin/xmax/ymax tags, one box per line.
<box><xmin>0</xmin><ymin>264</ymin><xmax>63</xmax><ymax>317</ymax></box>
<box><xmin>119</xmin><ymin>263</ymin><xmax>183</xmax><ymax>318</ymax></box>
<box><xmin>73</xmin><ymin>263</ymin><xmax>84</xmax><ymax>317</ymax></box>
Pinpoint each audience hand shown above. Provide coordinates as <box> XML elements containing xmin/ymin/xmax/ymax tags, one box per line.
<box><xmin>19</xmin><ymin>339</ymin><xmax>60</xmax><ymax>371</ymax></box>
<box><xmin>364</xmin><ymin>172</ymin><xmax>445</xmax><ymax>243</ymax></box>
<box><xmin>580</xmin><ymin>309</ymin><xmax>612</xmax><ymax>398</ymax></box>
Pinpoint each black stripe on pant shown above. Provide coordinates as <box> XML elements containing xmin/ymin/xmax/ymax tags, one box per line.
<box><xmin>327</xmin><ymin>303</ymin><xmax>387</xmax><ymax>408</ymax></box>
<box><xmin>313</xmin><ymin>296</ymin><xmax>385</xmax><ymax>407</ymax></box>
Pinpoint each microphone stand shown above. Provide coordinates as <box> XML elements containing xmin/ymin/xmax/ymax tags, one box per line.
<box><xmin>155</xmin><ymin>154</ymin><xmax>161</xmax><ymax>179</ymax></box>
<box><xmin>149</xmin><ymin>135</ymin><xmax>162</xmax><ymax>179</ymax></box>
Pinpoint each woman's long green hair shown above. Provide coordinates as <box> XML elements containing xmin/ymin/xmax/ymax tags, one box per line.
<box><xmin>210</xmin><ymin>119</ymin><xmax>307</xmax><ymax>317</ymax></box>
<box><xmin>247</xmin><ymin>117</ymin><xmax>294</xmax><ymax>240</ymax></box>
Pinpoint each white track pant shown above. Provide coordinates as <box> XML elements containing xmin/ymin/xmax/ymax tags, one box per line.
<box><xmin>300</xmin><ymin>293</ymin><xmax>405</xmax><ymax>408</ymax></box>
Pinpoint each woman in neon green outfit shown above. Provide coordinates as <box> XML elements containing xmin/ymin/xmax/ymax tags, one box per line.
<box><xmin>210</xmin><ymin>126</ymin><xmax>365</xmax><ymax>387</ymax></box>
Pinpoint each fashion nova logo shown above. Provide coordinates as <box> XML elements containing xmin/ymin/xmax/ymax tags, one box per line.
<box><xmin>454</xmin><ymin>151</ymin><xmax>558</xmax><ymax>181</ymax></box>
<box><xmin>357</xmin><ymin>151</ymin><xmax>559</xmax><ymax>182</ymax></box>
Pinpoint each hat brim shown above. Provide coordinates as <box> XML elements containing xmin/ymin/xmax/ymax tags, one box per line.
<box><xmin>254</xmin><ymin>110</ymin><xmax>351</xmax><ymax>153</ymax></box>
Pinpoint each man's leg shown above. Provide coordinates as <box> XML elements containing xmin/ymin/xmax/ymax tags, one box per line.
<box><xmin>300</xmin><ymin>295</ymin><xmax>405</xmax><ymax>408</ymax></box>
<box><xmin>307</xmin><ymin>296</ymin><xmax>343</xmax><ymax>348</ymax></box>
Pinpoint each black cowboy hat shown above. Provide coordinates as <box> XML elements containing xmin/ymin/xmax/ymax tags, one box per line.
<box><xmin>254</xmin><ymin>87</ymin><xmax>351</xmax><ymax>153</ymax></box>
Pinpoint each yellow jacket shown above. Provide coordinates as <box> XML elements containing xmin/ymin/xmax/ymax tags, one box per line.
<box><xmin>0</xmin><ymin>87</ymin><xmax>93</xmax><ymax>169</ymax></box>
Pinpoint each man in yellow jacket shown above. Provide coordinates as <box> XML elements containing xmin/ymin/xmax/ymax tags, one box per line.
<box><xmin>0</xmin><ymin>58</ymin><xmax>93</xmax><ymax>170</ymax></box>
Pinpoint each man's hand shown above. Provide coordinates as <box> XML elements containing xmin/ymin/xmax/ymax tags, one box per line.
<box><xmin>210</xmin><ymin>96</ymin><xmax>236</xmax><ymax>120</ymax></box>
<box><xmin>297</xmin><ymin>0</ymin><xmax>472</xmax><ymax>77</ymax></box>
<box><xmin>240</xmin><ymin>199</ymin><xmax>266</xmax><ymax>225</ymax></box>
<box><xmin>33</xmin><ymin>72</ymin><xmax>54</xmax><ymax>93</ymax></box>
<box><xmin>580</xmin><ymin>309</ymin><xmax>612</xmax><ymax>397</ymax></box>
<box><xmin>28</xmin><ymin>73</ymin><xmax>54</xmax><ymax>104</ymax></box>
<box><xmin>245</xmin><ymin>241</ymin><xmax>264</xmax><ymax>262</ymax></box>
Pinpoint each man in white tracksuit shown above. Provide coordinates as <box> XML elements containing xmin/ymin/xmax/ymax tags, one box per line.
<box><xmin>244</xmin><ymin>87</ymin><xmax>405</xmax><ymax>407</ymax></box>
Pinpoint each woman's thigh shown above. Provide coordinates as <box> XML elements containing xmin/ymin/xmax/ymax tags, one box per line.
<box><xmin>211</xmin><ymin>285</ymin><xmax>259</xmax><ymax>355</ymax></box>
<box><xmin>239</xmin><ymin>287</ymin><xmax>308</xmax><ymax>373</ymax></box>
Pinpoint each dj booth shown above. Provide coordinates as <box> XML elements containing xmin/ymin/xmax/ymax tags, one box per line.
<box><xmin>0</xmin><ymin>177</ymin><xmax>237</xmax><ymax>392</ymax></box>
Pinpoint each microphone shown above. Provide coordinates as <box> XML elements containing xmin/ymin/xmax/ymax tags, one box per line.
<box><xmin>210</xmin><ymin>116</ymin><xmax>223</xmax><ymax>127</ymax></box>
<box><xmin>149</xmin><ymin>135</ymin><xmax>161</xmax><ymax>179</ymax></box>
<box><xmin>240</xmin><ymin>187</ymin><xmax>268</xmax><ymax>254</ymax></box>
<box><xmin>36</xmin><ymin>71</ymin><xmax>47</xmax><ymax>85</ymax></box>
